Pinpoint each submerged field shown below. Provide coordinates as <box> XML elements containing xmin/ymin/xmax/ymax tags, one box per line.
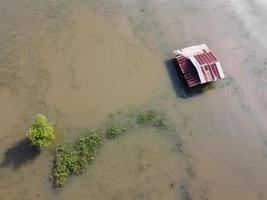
<box><xmin>1</xmin><ymin>0</ymin><xmax>267</xmax><ymax>199</ymax></box>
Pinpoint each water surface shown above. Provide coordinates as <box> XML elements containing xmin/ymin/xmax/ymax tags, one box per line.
<box><xmin>1</xmin><ymin>0</ymin><xmax>267</xmax><ymax>199</ymax></box>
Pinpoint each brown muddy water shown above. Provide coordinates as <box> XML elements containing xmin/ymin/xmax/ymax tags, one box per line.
<box><xmin>1</xmin><ymin>0</ymin><xmax>267</xmax><ymax>199</ymax></box>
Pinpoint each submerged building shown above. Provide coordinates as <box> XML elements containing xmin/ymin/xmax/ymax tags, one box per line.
<box><xmin>174</xmin><ymin>44</ymin><xmax>225</xmax><ymax>88</ymax></box>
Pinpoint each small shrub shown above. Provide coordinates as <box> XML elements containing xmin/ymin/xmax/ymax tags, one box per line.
<box><xmin>106</xmin><ymin>124</ymin><xmax>127</xmax><ymax>139</ymax></box>
<box><xmin>52</xmin><ymin>144</ymin><xmax>79</xmax><ymax>187</ymax></box>
<box><xmin>137</xmin><ymin>110</ymin><xmax>168</xmax><ymax>129</ymax></box>
<box><xmin>27</xmin><ymin>114</ymin><xmax>55</xmax><ymax>147</ymax></box>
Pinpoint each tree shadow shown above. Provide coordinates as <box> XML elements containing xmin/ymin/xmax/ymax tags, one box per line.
<box><xmin>164</xmin><ymin>58</ymin><xmax>215</xmax><ymax>98</ymax></box>
<box><xmin>1</xmin><ymin>138</ymin><xmax>40</xmax><ymax>169</ymax></box>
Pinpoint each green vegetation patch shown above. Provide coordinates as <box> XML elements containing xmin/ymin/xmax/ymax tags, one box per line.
<box><xmin>52</xmin><ymin>131</ymin><xmax>102</xmax><ymax>187</ymax></box>
<box><xmin>52</xmin><ymin>144</ymin><xmax>79</xmax><ymax>187</ymax></box>
<box><xmin>27</xmin><ymin>114</ymin><xmax>55</xmax><ymax>147</ymax></box>
<box><xmin>52</xmin><ymin>109</ymin><xmax>170</xmax><ymax>188</ymax></box>
<box><xmin>76</xmin><ymin>131</ymin><xmax>102</xmax><ymax>170</ymax></box>
<box><xmin>136</xmin><ymin>110</ymin><xmax>168</xmax><ymax>129</ymax></box>
<box><xmin>106</xmin><ymin>124</ymin><xmax>127</xmax><ymax>139</ymax></box>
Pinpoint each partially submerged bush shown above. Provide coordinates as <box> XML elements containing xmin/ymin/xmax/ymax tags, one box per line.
<box><xmin>52</xmin><ymin>131</ymin><xmax>102</xmax><ymax>187</ymax></box>
<box><xmin>27</xmin><ymin>114</ymin><xmax>55</xmax><ymax>147</ymax></box>
<box><xmin>136</xmin><ymin>110</ymin><xmax>168</xmax><ymax>129</ymax></box>
<box><xmin>52</xmin><ymin>144</ymin><xmax>79</xmax><ymax>187</ymax></box>
<box><xmin>106</xmin><ymin>124</ymin><xmax>127</xmax><ymax>139</ymax></box>
<box><xmin>76</xmin><ymin>132</ymin><xmax>102</xmax><ymax>170</ymax></box>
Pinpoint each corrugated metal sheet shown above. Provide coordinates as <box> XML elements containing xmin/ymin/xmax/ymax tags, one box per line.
<box><xmin>176</xmin><ymin>55</ymin><xmax>200</xmax><ymax>87</ymax></box>
<box><xmin>174</xmin><ymin>44</ymin><xmax>225</xmax><ymax>87</ymax></box>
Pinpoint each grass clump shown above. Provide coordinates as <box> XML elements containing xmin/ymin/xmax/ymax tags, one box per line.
<box><xmin>136</xmin><ymin>110</ymin><xmax>168</xmax><ymax>129</ymax></box>
<box><xmin>27</xmin><ymin>114</ymin><xmax>55</xmax><ymax>147</ymax></box>
<box><xmin>106</xmin><ymin>124</ymin><xmax>127</xmax><ymax>139</ymax></box>
<box><xmin>52</xmin><ymin>131</ymin><xmax>102</xmax><ymax>187</ymax></box>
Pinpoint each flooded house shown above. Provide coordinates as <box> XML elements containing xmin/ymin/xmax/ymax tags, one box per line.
<box><xmin>174</xmin><ymin>44</ymin><xmax>225</xmax><ymax>88</ymax></box>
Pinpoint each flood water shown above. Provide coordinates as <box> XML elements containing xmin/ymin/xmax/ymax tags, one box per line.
<box><xmin>1</xmin><ymin>0</ymin><xmax>267</xmax><ymax>199</ymax></box>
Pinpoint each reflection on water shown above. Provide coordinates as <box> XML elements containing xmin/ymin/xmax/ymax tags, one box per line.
<box><xmin>1</xmin><ymin>0</ymin><xmax>267</xmax><ymax>199</ymax></box>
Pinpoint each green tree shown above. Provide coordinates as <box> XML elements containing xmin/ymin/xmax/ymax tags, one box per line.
<box><xmin>27</xmin><ymin>114</ymin><xmax>55</xmax><ymax>147</ymax></box>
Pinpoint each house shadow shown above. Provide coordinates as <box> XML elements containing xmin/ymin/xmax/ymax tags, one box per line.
<box><xmin>1</xmin><ymin>138</ymin><xmax>40</xmax><ymax>169</ymax></box>
<box><xmin>164</xmin><ymin>58</ymin><xmax>215</xmax><ymax>98</ymax></box>
<box><xmin>165</xmin><ymin>59</ymin><xmax>187</xmax><ymax>98</ymax></box>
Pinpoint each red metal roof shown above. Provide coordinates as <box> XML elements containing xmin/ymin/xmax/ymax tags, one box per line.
<box><xmin>174</xmin><ymin>44</ymin><xmax>225</xmax><ymax>87</ymax></box>
<box><xmin>176</xmin><ymin>55</ymin><xmax>200</xmax><ymax>87</ymax></box>
<box><xmin>194</xmin><ymin>51</ymin><xmax>217</xmax><ymax>65</ymax></box>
